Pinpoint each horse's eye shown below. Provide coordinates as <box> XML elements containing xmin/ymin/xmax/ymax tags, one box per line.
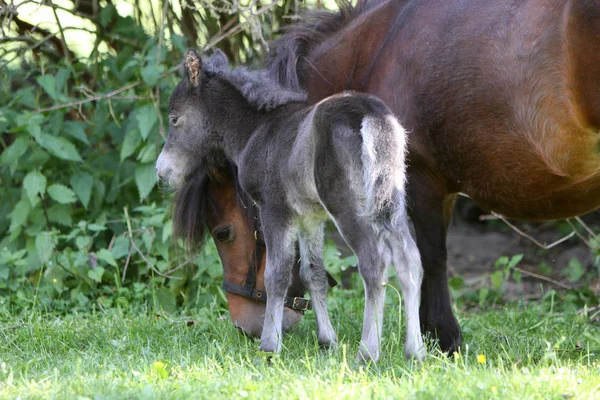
<box><xmin>214</xmin><ymin>226</ymin><xmax>233</xmax><ymax>243</ymax></box>
<box><xmin>170</xmin><ymin>116</ymin><xmax>180</xmax><ymax>126</ymax></box>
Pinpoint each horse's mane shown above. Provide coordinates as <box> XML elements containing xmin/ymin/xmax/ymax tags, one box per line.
<box><xmin>265</xmin><ymin>0</ymin><xmax>381</xmax><ymax>91</ymax></box>
<box><xmin>173</xmin><ymin>162</ymin><xmax>258</xmax><ymax>251</ymax></box>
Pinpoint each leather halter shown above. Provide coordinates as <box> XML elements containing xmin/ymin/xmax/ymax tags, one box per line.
<box><xmin>221</xmin><ymin>211</ymin><xmax>338</xmax><ymax>314</ymax></box>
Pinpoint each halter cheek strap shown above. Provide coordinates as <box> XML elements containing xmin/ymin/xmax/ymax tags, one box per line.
<box><xmin>221</xmin><ymin>231</ymin><xmax>337</xmax><ymax>314</ymax></box>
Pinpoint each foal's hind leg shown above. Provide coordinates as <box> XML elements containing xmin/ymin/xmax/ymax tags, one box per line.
<box><xmin>389</xmin><ymin>219</ymin><xmax>426</xmax><ymax>360</ymax></box>
<box><xmin>298</xmin><ymin>224</ymin><xmax>337</xmax><ymax>347</ymax></box>
<box><xmin>329</xmin><ymin>215</ymin><xmax>387</xmax><ymax>363</ymax></box>
<box><xmin>258</xmin><ymin>210</ymin><xmax>297</xmax><ymax>354</ymax></box>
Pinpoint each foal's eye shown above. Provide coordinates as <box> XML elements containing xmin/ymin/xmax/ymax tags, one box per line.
<box><xmin>169</xmin><ymin>116</ymin><xmax>180</xmax><ymax>126</ymax></box>
<box><xmin>214</xmin><ymin>226</ymin><xmax>234</xmax><ymax>243</ymax></box>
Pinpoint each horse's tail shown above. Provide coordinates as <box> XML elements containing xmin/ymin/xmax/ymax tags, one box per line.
<box><xmin>359</xmin><ymin>110</ymin><xmax>409</xmax><ymax>228</ymax></box>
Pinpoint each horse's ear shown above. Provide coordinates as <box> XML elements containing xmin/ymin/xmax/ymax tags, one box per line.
<box><xmin>209</xmin><ymin>48</ymin><xmax>229</xmax><ymax>70</ymax></box>
<box><xmin>184</xmin><ymin>48</ymin><xmax>203</xmax><ymax>87</ymax></box>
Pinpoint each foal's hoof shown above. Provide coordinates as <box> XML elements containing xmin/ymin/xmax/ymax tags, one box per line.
<box><xmin>405</xmin><ymin>345</ymin><xmax>426</xmax><ymax>362</ymax></box>
<box><xmin>355</xmin><ymin>348</ymin><xmax>379</xmax><ymax>364</ymax></box>
<box><xmin>254</xmin><ymin>350</ymin><xmax>278</xmax><ymax>366</ymax></box>
<box><xmin>318</xmin><ymin>340</ymin><xmax>338</xmax><ymax>354</ymax></box>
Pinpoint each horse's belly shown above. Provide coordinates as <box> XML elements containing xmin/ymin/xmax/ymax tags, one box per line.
<box><xmin>462</xmin><ymin>157</ymin><xmax>600</xmax><ymax>220</ymax></box>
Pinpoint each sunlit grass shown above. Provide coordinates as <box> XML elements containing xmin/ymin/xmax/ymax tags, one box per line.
<box><xmin>1</xmin><ymin>292</ymin><xmax>598</xmax><ymax>399</ymax></box>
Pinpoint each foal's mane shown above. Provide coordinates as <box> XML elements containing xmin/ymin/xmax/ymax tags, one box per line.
<box><xmin>265</xmin><ymin>0</ymin><xmax>380</xmax><ymax>91</ymax></box>
<box><xmin>207</xmin><ymin>60</ymin><xmax>307</xmax><ymax>111</ymax></box>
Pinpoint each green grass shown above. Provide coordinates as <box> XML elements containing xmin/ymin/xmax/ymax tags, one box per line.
<box><xmin>1</xmin><ymin>288</ymin><xmax>599</xmax><ymax>400</ymax></box>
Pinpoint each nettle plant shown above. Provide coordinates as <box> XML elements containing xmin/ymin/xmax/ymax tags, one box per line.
<box><xmin>0</xmin><ymin>37</ymin><xmax>226</xmax><ymax>312</ymax></box>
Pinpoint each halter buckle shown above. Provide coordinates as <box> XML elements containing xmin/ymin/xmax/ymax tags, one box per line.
<box><xmin>292</xmin><ymin>297</ymin><xmax>311</xmax><ymax>311</ymax></box>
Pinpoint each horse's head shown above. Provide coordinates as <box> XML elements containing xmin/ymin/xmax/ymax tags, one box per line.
<box><xmin>156</xmin><ymin>48</ymin><xmax>306</xmax><ymax>188</ymax></box>
<box><xmin>156</xmin><ymin>49</ymin><xmax>225</xmax><ymax>188</ymax></box>
<box><xmin>170</xmin><ymin>165</ymin><xmax>304</xmax><ymax>337</ymax></box>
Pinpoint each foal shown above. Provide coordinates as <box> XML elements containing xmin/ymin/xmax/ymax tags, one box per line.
<box><xmin>157</xmin><ymin>49</ymin><xmax>424</xmax><ymax>362</ymax></box>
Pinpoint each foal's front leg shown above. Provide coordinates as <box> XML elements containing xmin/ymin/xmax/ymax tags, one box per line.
<box><xmin>258</xmin><ymin>211</ymin><xmax>297</xmax><ymax>355</ymax></box>
<box><xmin>298</xmin><ymin>224</ymin><xmax>337</xmax><ymax>347</ymax></box>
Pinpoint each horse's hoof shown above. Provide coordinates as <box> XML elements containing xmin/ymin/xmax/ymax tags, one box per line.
<box><xmin>421</xmin><ymin>317</ymin><xmax>462</xmax><ymax>354</ymax></box>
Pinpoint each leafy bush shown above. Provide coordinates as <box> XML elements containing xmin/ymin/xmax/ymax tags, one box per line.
<box><xmin>0</xmin><ymin>0</ymin><xmax>303</xmax><ymax>312</ymax></box>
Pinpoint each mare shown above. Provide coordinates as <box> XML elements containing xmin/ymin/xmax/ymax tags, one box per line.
<box><xmin>157</xmin><ymin>49</ymin><xmax>424</xmax><ymax>362</ymax></box>
<box><xmin>188</xmin><ymin>0</ymin><xmax>600</xmax><ymax>353</ymax></box>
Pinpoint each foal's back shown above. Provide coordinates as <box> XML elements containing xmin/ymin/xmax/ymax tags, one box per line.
<box><xmin>283</xmin><ymin>92</ymin><xmax>403</xmax><ymax>216</ymax></box>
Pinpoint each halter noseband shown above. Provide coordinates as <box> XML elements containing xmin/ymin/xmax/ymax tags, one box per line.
<box><xmin>221</xmin><ymin>210</ymin><xmax>337</xmax><ymax>314</ymax></box>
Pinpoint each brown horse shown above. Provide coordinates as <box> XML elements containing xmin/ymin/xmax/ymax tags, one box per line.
<box><xmin>178</xmin><ymin>0</ymin><xmax>600</xmax><ymax>352</ymax></box>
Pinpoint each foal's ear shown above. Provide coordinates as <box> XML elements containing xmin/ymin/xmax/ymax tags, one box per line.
<box><xmin>184</xmin><ymin>48</ymin><xmax>203</xmax><ymax>88</ymax></box>
<box><xmin>209</xmin><ymin>48</ymin><xmax>229</xmax><ymax>70</ymax></box>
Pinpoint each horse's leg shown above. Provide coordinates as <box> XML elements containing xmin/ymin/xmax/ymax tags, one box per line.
<box><xmin>258</xmin><ymin>210</ymin><xmax>297</xmax><ymax>354</ymax></box>
<box><xmin>298</xmin><ymin>224</ymin><xmax>337</xmax><ymax>347</ymax></box>
<box><xmin>408</xmin><ymin>173</ymin><xmax>461</xmax><ymax>353</ymax></box>
<box><xmin>388</xmin><ymin>217</ymin><xmax>425</xmax><ymax>360</ymax></box>
<box><xmin>328</xmin><ymin>213</ymin><xmax>387</xmax><ymax>363</ymax></box>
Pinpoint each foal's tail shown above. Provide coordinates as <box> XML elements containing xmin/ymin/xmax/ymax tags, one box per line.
<box><xmin>359</xmin><ymin>110</ymin><xmax>409</xmax><ymax>228</ymax></box>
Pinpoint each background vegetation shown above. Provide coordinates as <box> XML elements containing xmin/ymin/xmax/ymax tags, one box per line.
<box><xmin>0</xmin><ymin>0</ymin><xmax>320</xmax><ymax>313</ymax></box>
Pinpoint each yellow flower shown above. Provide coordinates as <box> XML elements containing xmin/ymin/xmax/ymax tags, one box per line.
<box><xmin>491</xmin><ymin>386</ymin><xmax>498</xmax><ymax>393</ymax></box>
<box><xmin>52</xmin><ymin>279</ymin><xmax>57</xmax><ymax>283</ymax></box>
<box><xmin>453</xmin><ymin>351</ymin><xmax>461</xmax><ymax>359</ymax></box>
<box><xmin>477</xmin><ymin>354</ymin><xmax>486</xmax><ymax>364</ymax></box>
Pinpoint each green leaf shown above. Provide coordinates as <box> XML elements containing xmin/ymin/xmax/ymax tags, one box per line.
<box><xmin>136</xmin><ymin>143</ymin><xmax>156</xmax><ymax>163</ymax></box>
<box><xmin>0</xmin><ymin>136</ymin><xmax>29</xmax><ymax>175</ymax></box>
<box><xmin>55</xmin><ymin>68</ymin><xmax>71</xmax><ymax>94</ymax></box>
<box><xmin>88</xmin><ymin>266</ymin><xmax>105</xmax><ymax>283</ymax></box>
<box><xmin>120</xmin><ymin>129</ymin><xmax>141</xmax><ymax>161</ymax></box>
<box><xmin>478</xmin><ymin>287</ymin><xmax>489</xmax><ymax>307</ymax></box>
<box><xmin>136</xmin><ymin>104</ymin><xmax>158</xmax><ymax>140</ymax></box>
<box><xmin>155</xmin><ymin>287</ymin><xmax>177</xmax><ymax>314</ymax></box>
<box><xmin>35</xmin><ymin>133</ymin><xmax>83</xmax><ymax>162</ymax></box>
<box><xmin>494</xmin><ymin>256</ymin><xmax>509</xmax><ymax>269</ymax></box>
<box><xmin>70</xmin><ymin>172</ymin><xmax>94</xmax><ymax>209</ymax></box>
<box><xmin>9</xmin><ymin>199</ymin><xmax>30</xmax><ymax>233</ymax></box>
<box><xmin>99</xmin><ymin>4</ymin><xmax>115</xmax><ymax>27</ymax></box>
<box><xmin>141</xmin><ymin>64</ymin><xmax>164</xmax><ymax>87</ymax></box>
<box><xmin>161</xmin><ymin>220</ymin><xmax>173</xmax><ymax>243</ymax></box>
<box><xmin>35</xmin><ymin>231</ymin><xmax>57</xmax><ymax>264</ymax></box>
<box><xmin>63</xmin><ymin>121</ymin><xmax>90</xmax><ymax>145</ymax></box>
<box><xmin>37</xmin><ymin>75</ymin><xmax>58</xmax><ymax>100</ymax></box>
<box><xmin>111</xmin><ymin>236</ymin><xmax>130</xmax><ymax>259</ymax></box>
<box><xmin>88</xmin><ymin>223</ymin><xmax>106</xmax><ymax>232</ymax></box>
<box><xmin>448</xmin><ymin>276</ymin><xmax>464</xmax><ymax>291</ymax></box>
<box><xmin>171</xmin><ymin>34</ymin><xmax>186</xmax><ymax>52</ymax></box>
<box><xmin>491</xmin><ymin>270</ymin><xmax>504</xmax><ymax>289</ymax></box>
<box><xmin>97</xmin><ymin>249</ymin><xmax>118</xmax><ymax>267</ymax></box>
<box><xmin>23</xmin><ymin>170</ymin><xmax>47</xmax><ymax>205</ymax></box>
<box><xmin>48</xmin><ymin>184</ymin><xmax>77</xmax><ymax>204</ymax></box>
<box><xmin>507</xmin><ymin>254</ymin><xmax>524</xmax><ymax>269</ymax></box>
<box><xmin>47</xmin><ymin>204</ymin><xmax>73</xmax><ymax>227</ymax></box>
<box><xmin>512</xmin><ymin>269</ymin><xmax>522</xmax><ymax>285</ymax></box>
<box><xmin>135</xmin><ymin>163</ymin><xmax>158</xmax><ymax>201</ymax></box>
<box><xmin>565</xmin><ymin>258</ymin><xmax>585</xmax><ymax>283</ymax></box>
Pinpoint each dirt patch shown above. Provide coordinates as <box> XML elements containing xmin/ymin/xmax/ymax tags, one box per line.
<box><xmin>448</xmin><ymin>199</ymin><xmax>598</xmax><ymax>297</ymax></box>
